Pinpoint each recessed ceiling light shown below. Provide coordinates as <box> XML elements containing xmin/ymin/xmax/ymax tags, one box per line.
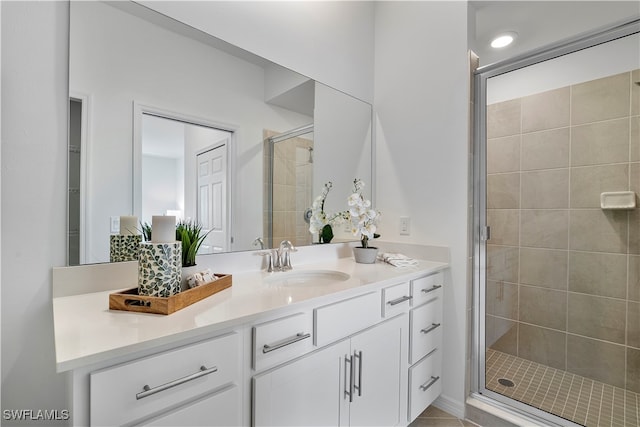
<box><xmin>491</xmin><ymin>32</ymin><xmax>517</xmax><ymax>49</ymax></box>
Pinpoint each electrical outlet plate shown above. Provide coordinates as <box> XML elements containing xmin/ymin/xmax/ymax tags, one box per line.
<box><xmin>110</xmin><ymin>216</ymin><xmax>120</xmax><ymax>234</ymax></box>
<box><xmin>399</xmin><ymin>216</ymin><xmax>410</xmax><ymax>236</ymax></box>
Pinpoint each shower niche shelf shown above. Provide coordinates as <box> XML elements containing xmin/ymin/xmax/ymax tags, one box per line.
<box><xmin>600</xmin><ymin>191</ymin><xmax>636</xmax><ymax>210</ymax></box>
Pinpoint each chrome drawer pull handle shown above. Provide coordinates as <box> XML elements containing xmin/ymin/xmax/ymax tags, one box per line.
<box><xmin>345</xmin><ymin>355</ymin><xmax>354</xmax><ymax>402</ymax></box>
<box><xmin>419</xmin><ymin>375</ymin><xmax>440</xmax><ymax>392</ymax></box>
<box><xmin>262</xmin><ymin>332</ymin><xmax>311</xmax><ymax>353</ymax></box>
<box><xmin>136</xmin><ymin>365</ymin><xmax>218</xmax><ymax>400</ymax></box>
<box><xmin>387</xmin><ymin>295</ymin><xmax>412</xmax><ymax>306</ymax></box>
<box><xmin>354</xmin><ymin>351</ymin><xmax>363</xmax><ymax>397</ymax></box>
<box><xmin>420</xmin><ymin>323</ymin><xmax>441</xmax><ymax>334</ymax></box>
<box><xmin>421</xmin><ymin>285</ymin><xmax>442</xmax><ymax>294</ymax></box>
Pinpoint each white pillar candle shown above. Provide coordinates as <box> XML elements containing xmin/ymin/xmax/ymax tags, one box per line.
<box><xmin>152</xmin><ymin>215</ymin><xmax>176</xmax><ymax>243</ymax></box>
<box><xmin>119</xmin><ymin>216</ymin><xmax>139</xmax><ymax>235</ymax></box>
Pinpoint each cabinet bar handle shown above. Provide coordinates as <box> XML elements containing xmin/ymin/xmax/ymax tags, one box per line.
<box><xmin>420</xmin><ymin>323</ymin><xmax>441</xmax><ymax>334</ymax></box>
<box><xmin>421</xmin><ymin>285</ymin><xmax>442</xmax><ymax>294</ymax></box>
<box><xmin>136</xmin><ymin>365</ymin><xmax>217</xmax><ymax>400</ymax></box>
<box><xmin>419</xmin><ymin>375</ymin><xmax>440</xmax><ymax>392</ymax></box>
<box><xmin>354</xmin><ymin>351</ymin><xmax>363</xmax><ymax>397</ymax></box>
<box><xmin>344</xmin><ymin>355</ymin><xmax>354</xmax><ymax>402</ymax></box>
<box><xmin>387</xmin><ymin>295</ymin><xmax>412</xmax><ymax>306</ymax></box>
<box><xmin>262</xmin><ymin>332</ymin><xmax>311</xmax><ymax>353</ymax></box>
<box><xmin>350</xmin><ymin>353</ymin><xmax>356</xmax><ymax>402</ymax></box>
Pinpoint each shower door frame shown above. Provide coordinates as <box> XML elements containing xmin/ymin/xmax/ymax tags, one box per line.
<box><xmin>471</xmin><ymin>17</ymin><xmax>640</xmax><ymax>426</ymax></box>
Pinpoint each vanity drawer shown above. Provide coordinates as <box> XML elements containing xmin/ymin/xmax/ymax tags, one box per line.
<box><xmin>139</xmin><ymin>385</ymin><xmax>241</xmax><ymax>426</ymax></box>
<box><xmin>411</xmin><ymin>272</ymin><xmax>443</xmax><ymax>306</ymax></box>
<box><xmin>408</xmin><ymin>348</ymin><xmax>442</xmax><ymax>422</ymax></box>
<box><xmin>253</xmin><ymin>312</ymin><xmax>314</xmax><ymax>372</ymax></box>
<box><xmin>314</xmin><ymin>291</ymin><xmax>380</xmax><ymax>347</ymax></box>
<box><xmin>90</xmin><ymin>332</ymin><xmax>240</xmax><ymax>426</ymax></box>
<box><xmin>409</xmin><ymin>296</ymin><xmax>442</xmax><ymax>363</ymax></box>
<box><xmin>382</xmin><ymin>281</ymin><xmax>411</xmax><ymax>317</ymax></box>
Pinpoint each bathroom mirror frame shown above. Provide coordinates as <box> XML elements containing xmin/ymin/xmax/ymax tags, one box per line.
<box><xmin>67</xmin><ymin>0</ymin><xmax>373</xmax><ymax>266</ymax></box>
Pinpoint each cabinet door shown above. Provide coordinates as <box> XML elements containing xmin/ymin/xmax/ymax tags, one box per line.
<box><xmin>349</xmin><ymin>317</ymin><xmax>403</xmax><ymax>427</ymax></box>
<box><xmin>138</xmin><ymin>385</ymin><xmax>240</xmax><ymax>426</ymax></box>
<box><xmin>253</xmin><ymin>340</ymin><xmax>351</xmax><ymax>427</ymax></box>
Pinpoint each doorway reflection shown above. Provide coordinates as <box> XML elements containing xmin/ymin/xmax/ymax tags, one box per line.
<box><xmin>263</xmin><ymin>127</ymin><xmax>314</xmax><ymax>249</ymax></box>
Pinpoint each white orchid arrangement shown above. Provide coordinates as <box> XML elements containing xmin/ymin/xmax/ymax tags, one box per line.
<box><xmin>347</xmin><ymin>179</ymin><xmax>380</xmax><ymax>248</ymax></box>
<box><xmin>309</xmin><ymin>182</ymin><xmax>347</xmax><ymax>243</ymax></box>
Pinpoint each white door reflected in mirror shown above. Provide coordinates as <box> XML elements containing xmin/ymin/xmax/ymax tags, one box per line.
<box><xmin>140</xmin><ymin>113</ymin><xmax>232</xmax><ymax>254</ymax></box>
<box><xmin>197</xmin><ymin>142</ymin><xmax>229</xmax><ymax>253</ymax></box>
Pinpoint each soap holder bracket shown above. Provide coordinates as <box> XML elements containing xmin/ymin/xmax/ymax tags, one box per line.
<box><xmin>600</xmin><ymin>191</ymin><xmax>636</xmax><ymax>210</ymax></box>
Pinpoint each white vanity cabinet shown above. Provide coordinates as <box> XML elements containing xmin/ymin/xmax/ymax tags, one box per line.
<box><xmin>406</xmin><ymin>272</ymin><xmax>444</xmax><ymax>422</ymax></box>
<box><xmin>252</xmin><ymin>315</ymin><xmax>404</xmax><ymax>427</ymax></box>
<box><xmin>54</xmin><ymin>257</ymin><xmax>449</xmax><ymax>427</ymax></box>
<box><xmin>89</xmin><ymin>331</ymin><xmax>242</xmax><ymax>426</ymax></box>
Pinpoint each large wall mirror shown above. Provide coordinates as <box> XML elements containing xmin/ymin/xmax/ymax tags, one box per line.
<box><xmin>68</xmin><ymin>1</ymin><xmax>372</xmax><ymax>265</ymax></box>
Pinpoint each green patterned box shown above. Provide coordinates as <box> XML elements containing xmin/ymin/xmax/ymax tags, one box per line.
<box><xmin>110</xmin><ymin>235</ymin><xmax>142</xmax><ymax>262</ymax></box>
<box><xmin>137</xmin><ymin>242</ymin><xmax>182</xmax><ymax>297</ymax></box>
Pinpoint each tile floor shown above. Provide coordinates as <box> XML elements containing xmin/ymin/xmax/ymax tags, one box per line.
<box><xmin>409</xmin><ymin>405</ymin><xmax>478</xmax><ymax>427</ymax></box>
<box><xmin>486</xmin><ymin>349</ymin><xmax>640</xmax><ymax>427</ymax></box>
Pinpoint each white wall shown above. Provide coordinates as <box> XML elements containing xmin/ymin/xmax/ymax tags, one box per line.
<box><xmin>137</xmin><ymin>1</ymin><xmax>376</xmax><ymax>104</ymax></box>
<box><xmin>314</xmin><ymin>82</ymin><xmax>373</xmax><ymax>216</ymax></box>
<box><xmin>374</xmin><ymin>1</ymin><xmax>470</xmax><ymax>416</ymax></box>
<box><xmin>1</xmin><ymin>1</ymin><xmax>69</xmax><ymax>424</ymax></box>
<box><xmin>1</xmin><ymin>1</ymin><xmax>377</xmax><ymax>422</ymax></box>
<box><xmin>141</xmin><ymin>155</ymin><xmax>182</xmax><ymax>225</ymax></box>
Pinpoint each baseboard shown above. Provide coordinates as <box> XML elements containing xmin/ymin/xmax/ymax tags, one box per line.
<box><xmin>433</xmin><ymin>394</ymin><xmax>465</xmax><ymax>419</ymax></box>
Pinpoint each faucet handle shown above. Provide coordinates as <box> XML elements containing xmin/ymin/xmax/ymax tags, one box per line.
<box><xmin>271</xmin><ymin>249</ymin><xmax>281</xmax><ymax>271</ymax></box>
<box><xmin>279</xmin><ymin>241</ymin><xmax>295</xmax><ymax>271</ymax></box>
<box><xmin>257</xmin><ymin>250</ymin><xmax>275</xmax><ymax>272</ymax></box>
<box><xmin>279</xmin><ymin>240</ymin><xmax>294</xmax><ymax>251</ymax></box>
<box><xmin>281</xmin><ymin>250</ymin><xmax>293</xmax><ymax>271</ymax></box>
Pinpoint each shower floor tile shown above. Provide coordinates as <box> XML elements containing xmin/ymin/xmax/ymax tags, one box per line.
<box><xmin>486</xmin><ymin>349</ymin><xmax>640</xmax><ymax>427</ymax></box>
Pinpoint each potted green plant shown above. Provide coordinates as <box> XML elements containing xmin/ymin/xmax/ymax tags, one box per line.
<box><xmin>139</xmin><ymin>221</ymin><xmax>152</xmax><ymax>242</ymax></box>
<box><xmin>347</xmin><ymin>179</ymin><xmax>380</xmax><ymax>263</ymax></box>
<box><xmin>175</xmin><ymin>220</ymin><xmax>210</xmax><ymax>267</ymax></box>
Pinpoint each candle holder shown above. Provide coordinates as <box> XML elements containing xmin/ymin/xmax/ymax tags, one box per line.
<box><xmin>109</xmin><ymin>235</ymin><xmax>142</xmax><ymax>262</ymax></box>
<box><xmin>138</xmin><ymin>242</ymin><xmax>182</xmax><ymax>297</ymax></box>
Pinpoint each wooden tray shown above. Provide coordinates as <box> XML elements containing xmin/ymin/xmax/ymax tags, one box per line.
<box><xmin>109</xmin><ymin>274</ymin><xmax>232</xmax><ymax>315</ymax></box>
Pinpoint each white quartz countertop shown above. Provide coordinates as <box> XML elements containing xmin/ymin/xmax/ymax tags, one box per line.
<box><xmin>53</xmin><ymin>257</ymin><xmax>447</xmax><ymax>372</ymax></box>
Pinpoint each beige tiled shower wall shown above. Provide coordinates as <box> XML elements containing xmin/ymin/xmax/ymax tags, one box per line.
<box><xmin>486</xmin><ymin>69</ymin><xmax>640</xmax><ymax>393</ymax></box>
<box><xmin>263</xmin><ymin>130</ymin><xmax>314</xmax><ymax>248</ymax></box>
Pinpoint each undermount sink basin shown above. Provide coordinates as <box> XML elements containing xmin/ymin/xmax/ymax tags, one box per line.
<box><xmin>264</xmin><ymin>270</ymin><xmax>350</xmax><ymax>287</ymax></box>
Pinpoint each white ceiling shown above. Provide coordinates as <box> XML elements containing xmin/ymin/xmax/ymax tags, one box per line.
<box><xmin>469</xmin><ymin>1</ymin><xmax>640</xmax><ymax>66</ymax></box>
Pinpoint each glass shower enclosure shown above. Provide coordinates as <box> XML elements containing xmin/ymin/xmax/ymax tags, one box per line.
<box><xmin>263</xmin><ymin>124</ymin><xmax>315</xmax><ymax>250</ymax></box>
<box><xmin>473</xmin><ymin>19</ymin><xmax>640</xmax><ymax>426</ymax></box>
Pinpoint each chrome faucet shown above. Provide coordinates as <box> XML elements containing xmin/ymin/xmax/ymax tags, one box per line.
<box><xmin>261</xmin><ymin>240</ymin><xmax>296</xmax><ymax>272</ymax></box>
<box><xmin>278</xmin><ymin>240</ymin><xmax>295</xmax><ymax>271</ymax></box>
<box><xmin>253</xmin><ymin>237</ymin><xmax>265</xmax><ymax>250</ymax></box>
